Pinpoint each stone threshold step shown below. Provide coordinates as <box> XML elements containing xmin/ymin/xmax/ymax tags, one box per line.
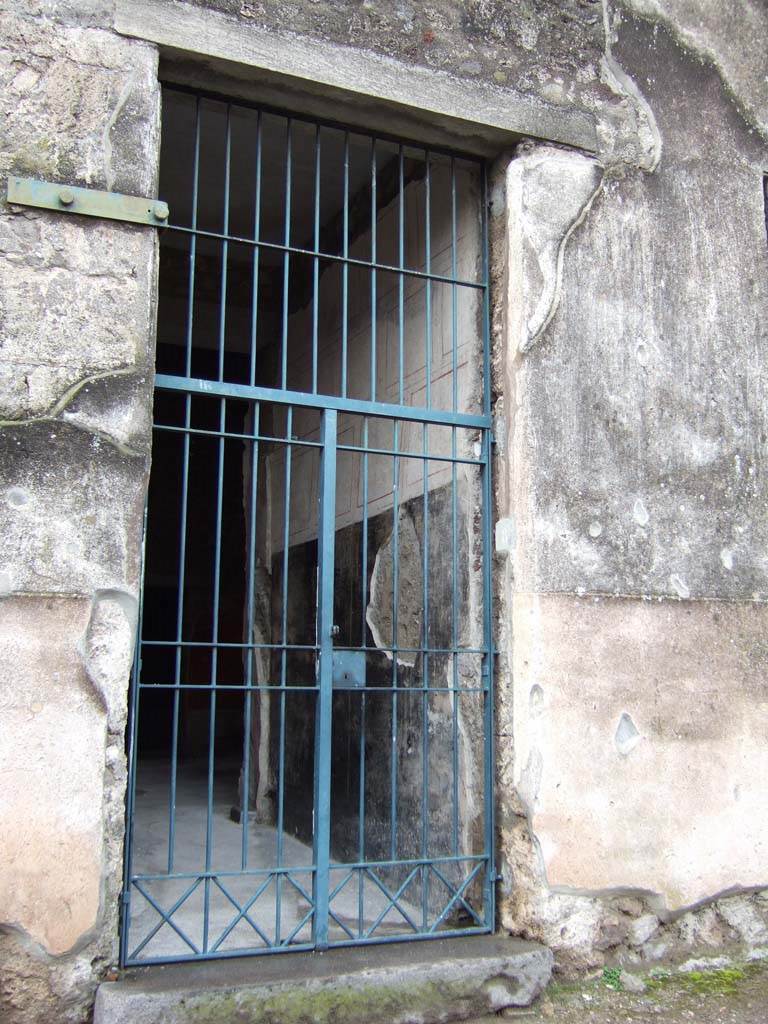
<box><xmin>95</xmin><ymin>935</ymin><xmax>552</xmax><ymax>1024</ymax></box>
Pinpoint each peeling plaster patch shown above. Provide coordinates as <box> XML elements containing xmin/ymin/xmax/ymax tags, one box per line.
<box><xmin>720</xmin><ymin>548</ymin><xmax>734</xmax><ymax>570</ymax></box>
<box><xmin>495</xmin><ymin>516</ymin><xmax>516</xmax><ymax>554</ymax></box>
<box><xmin>6</xmin><ymin>487</ymin><xmax>30</xmax><ymax>508</ymax></box>
<box><xmin>507</xmin><ymin>145</ymin><xmax>604</xmax><ymax>354</ymax></box>
<box><xmin>519</xmin><ymin>747</ymin><xmax>544</xmax><ymax>811</ymax></box>
<box><xmin>600</xmin><ymin>2</ymin><xmax>662</xmax><ymax>170</ymax></box>
<box><xmin>623</xmin><ymin>0</ymin><xmax>768</xmax><ymax>141</ymax></box>
<box><xmin>366</xmin><ymin>511</ymin><xmax>423</xmax><ymax>667</ymax></box>
<box><xmin>614</xmin><ymin>711</ymin><xmax>642</xmax><ymax>755</ymax></box>
<box><xmin>633</xmin><ymin>498</ymin><xmax>649</xmax><ymax>526</ymax></box>
<box><xmin>79</xmin><ymin>588</ymin><xmax>138</xmax><ymax>732</ymax></box>
<box><xmin>669</xmin><ymin>573</ymin><xmax>690</xmax><ymax>599</ymax></box>
<box><xmin>102</xmin><ymin>72</ymin><xmax>138</xmax><ymax>192</ymax></box>
<box><xmin>530</xmin><ymin>684</ymin><xmax>544</xmax><ymax>715</ymax></box>
<box><xmin>0</xmin><ymin>595</ymin><xmax>105</xmax><ymax>956</ymax></box>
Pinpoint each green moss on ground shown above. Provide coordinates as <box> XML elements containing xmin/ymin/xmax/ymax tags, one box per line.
<box><xmin>186</xmin><ymin>977</ymin><xmax>486</xmax><ymax>1024</ymax></box>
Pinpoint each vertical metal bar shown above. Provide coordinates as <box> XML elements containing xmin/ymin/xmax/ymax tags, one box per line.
<box><xmin>167</xmin><ymin>95</ymin><xmax>201</xmax><ymax>875</ymax></box>
<box><xmin>204</xmin><ymin>406</ymin><xmax>226</xmax><ymax>952</ymax></box>
<box><xmin>421</xmin><ymin>151</ymin><xmax>433</xmax><ymax>924</ymax></box>
<box><xmin>218</xmin><ymin>105</ymin><xmax>232</xmax><ymax>382</ymax></box>
<box><xmin>281</xmin><ymin>118</ymin><xmax>293</xmax><ymax>390</ymax></box>
<box><xmin>370</xmin><ymin>138</ymin><xmax>377</xmax><ymax>403</ymax></box>
<box><xmin>314</xmin><ymin>408</ymin><xmax>338</xmax><ymax>949</ymax></box>
<box><xmin>358</xmin><ymin>416</ymin><xmax>369</xmax><ymax>936</ymax></box>
<box><xmin>398</xmin><ymin>144</ymin><xmax>405</xmax><ymax>405</ymax></box>
<box><xmin>203</xmin><ymin>102</ymin><xmax>231</xmax><ymax>953</ymax></box>
<box><xmin>450</xmin><ymin>157</ymin><xmax>460</xmax><ymax>857</ymax></box>
<box><xmin>391</xmin><ymin>145</ymin><xmax>405</xmax><ymax>860</ymax></box>
<box><xmin>421</xmin><ymin>421</ymin><xmax>430</xmax><ymax>929</ymax></box>
<box><xmin>241</xmin><ymin>402</ymin><xmax>260</xmax><ymax>869</ymax></box>
<box><xmin>312</xmin><ymin>125</ymin><xmax>321</xmax><ymax>394</ymax></box>
<box><xmin>424</xmin><ymin>151</ymin><xmax>432</xmax><ymax>411</ymax></box>
<box><xmin>451</xmin><ymin>156</ymin><xmax>458</xmax><ymax>415</ymax></box>
<box><xmin>481</xmin><ymin>428</ymin><xmax>495</xmax><ymax>928</ymax></box>
<box><xmin>451</xmin><ymin>425</ymin><xmax>459</xmax><ymax>858</ymax></box>
<box><xmin>185</xmin><ymin>95</ymin><xmax>202</xmax><ymax>384</ymax></box>
<box><xmin>168</xmin><ymin>430</ymin><xmax>189</xmax><ymax>876</ymax></box>
<box><xmin>276</xmin><ymin>405</ymin><xmax>293</xmax><ymax>943</ymax></box>
<box><xmin>390</xmin><ymin>422</ymin><xmax>400</xmax><ymax>860</ymax></box>
<box><xmin>341</xmin><ymin>131</ymin><xmax>350</xmax><ymax>397</ymax></box>
<box><xmin>360</xmin><ymin>419</ymin><xmax>370</xmax><ymax>653</ymax></box>
<box><xmin>249</xmin><ymin>110</ymin><xmax>262</xmax><ymax>387</ymax></box>
<box><xmin>480</xmin><ymin>162</ymin><xmax>491</xmax><ymax>416</ymax></box>
<box><xmin>120</xmin><ymin>500</ymin><xmax>148</xmax><ymax>964</ymax></box>
<box><xmin>480</xmin><ymin>163</ymin><xmax>495</xmax><ymax>927</ymax></box>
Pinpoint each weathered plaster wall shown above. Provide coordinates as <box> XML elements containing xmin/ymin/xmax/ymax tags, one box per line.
<box><xmin>495</xmin><ymin>1</ymin><xmax>768</xmax><ymax>971</ymax></box>
<box><xmin>2</xmin><ymin>0</ymin><xmax>768</xmax><ymax>1017</ymax></box>
<box><xmin>0</xmin><ymin>3</ymin><xmax>159</xmax><ymax>1020</ymax></box>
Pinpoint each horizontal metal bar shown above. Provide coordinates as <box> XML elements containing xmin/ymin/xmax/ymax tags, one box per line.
<box><xmin>138</xmin><ymin>683</ymin><xmax>319</xmax><ymax>692</ymax></box>
<box><xmin>7</xmin><ymin>176</ymin><xmax>170</xmax><ymax>227</ymax></box>
<box><xmin>165</xmin><ymin>224</ymin><xmax>486</xmax><ymax>290</ymax></box>
<box><xmin>336</xmin><ymin>443</ymin><xmax>483</xmax><ymax>466</ymax></box>
<box><xmin>137</xmin><ymin>682</ymin><xmax>485</xmax><ymax>693</ymax></box>
<box><xmin>141</xmin><ymin>640</ymin><xmax>318</xmax><ymax>650</ymax></box>
<box><xmin>124</xmin><ymin>941</ymin><xmax>316</xmax><ymax>967</ymax></box>
<box><xmin>332</xmin><ymin>644</ymin><xmax>489</xmax><ymax>655</ymax></box>
<box><xmin>328</xmin><ymin>926</ymin><xmax>491</xmax><ymax>950</ymax></box>
<box><xmin>154</xmin><ymin>422</ymin><xmax>323</xmax><ymax>448</ymax></box>
<box><xmin>140</xmin><ymin>639</ymin><xmax>486</xmax><ymax>655</ymax></box>
<box><xmin>330</xmin><ymin>854</ymin><xmax>487</xmax><ymax>869</ymax></box>
<box><xmin>133</xmin><ymin>867</ymin><xmax>316</xmax><ymax>881</ymax></box>
<box><xmin>155</xmin><ymin>374</ymin><xmax>492</xmax><ymax>429</ymax></box>
<box><xmin>341</xmin><ymin>686</ymin><xmax>485</xmax><ymax>694</ymax></box>
<box><xmin>124</xmin><ymin>925</ymin><xmax>494</xmax><ymax>967</ymax></box>
<box><xmin>153</xmin><ymin>424</ymin><xmax>486</xmax><ymax>466</ymax></box>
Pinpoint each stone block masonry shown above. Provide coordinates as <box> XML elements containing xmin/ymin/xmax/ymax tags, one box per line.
<box><xmin>0</xmin><ymin>5</ymin><xmax>160</xmax><ymax>1021</ymax></box>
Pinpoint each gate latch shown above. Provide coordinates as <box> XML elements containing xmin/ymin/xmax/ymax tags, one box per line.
<box><xmin>332</xmin><ymin>651</ymin><xmax>366</xmax><ymax>690</ymax></box>
<box><xmin>7</xmin><ymin>176</ymin><xmax>170</xmax><ymax>227</ymax></box>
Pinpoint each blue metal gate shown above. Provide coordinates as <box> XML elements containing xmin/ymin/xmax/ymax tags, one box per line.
<box><xmin>121</xmin><ymin>86</ymin><xmax>494</xmax><ymax>965</ymax></box>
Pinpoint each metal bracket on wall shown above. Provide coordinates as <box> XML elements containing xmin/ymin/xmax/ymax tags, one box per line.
<box><xmin>6</xmin><ymin>176</ymin><xmax>169</xmax><ymax>227</ymax></box>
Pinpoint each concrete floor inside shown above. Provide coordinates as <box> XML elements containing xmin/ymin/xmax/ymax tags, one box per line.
<box><xmin>128</xmin><ymin>759</ymin><xmax>420</xmax><ymax>960</ymax></box>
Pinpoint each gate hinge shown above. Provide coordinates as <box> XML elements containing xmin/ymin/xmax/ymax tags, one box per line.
<box><xmin>7</xmin><ymin>176</ymin><xmax>170</xmax><ymax>227</ymax></box>
<box><xmin>121</xmin><ymin>890</ymin><xmax>131</xmax><ymax>906</ymax></box>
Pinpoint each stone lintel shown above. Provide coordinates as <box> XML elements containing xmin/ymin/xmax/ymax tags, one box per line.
<box><xmin>114</xmin><ymin>0</ymin><xmax>598</xmax><ymax>156</ymax></box>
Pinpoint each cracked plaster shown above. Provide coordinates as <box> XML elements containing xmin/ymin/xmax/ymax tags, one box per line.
<box><xmin>618</xmin><ymin>0</ymin><xmax>768</xmax><ymax>142</ymax></box>
<box><xmin>491</xmin><ymin>1</ymin><xmax>768</xmax><ymax>974</ymax></box>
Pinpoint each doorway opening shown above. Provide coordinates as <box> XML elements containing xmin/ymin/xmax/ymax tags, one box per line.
<box><xmin>122</xmin><ymin>85</ymin><xmax>494</xmax><ymax>964</ymax></box>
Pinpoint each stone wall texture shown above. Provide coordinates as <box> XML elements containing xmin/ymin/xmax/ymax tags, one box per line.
<box><xmin>0</xmin><ymin>2</ymin><xmax>159</xmax><ymax>1021</ymax></box>
<box><xmin>0</xmin><ymin>0</ymin><xmax>767</xmax><ymax>1019</ymax></box>
<box><xmin>493</xmin><ymin>0</ymin><xmax>768</xmax><ymax>974</ymax></box>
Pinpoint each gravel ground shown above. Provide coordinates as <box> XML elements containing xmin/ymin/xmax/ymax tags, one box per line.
<box><xmin>469</xmin><ymin>959</ymin><xmax>768</xmax><ymax>1024</ymax></box>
